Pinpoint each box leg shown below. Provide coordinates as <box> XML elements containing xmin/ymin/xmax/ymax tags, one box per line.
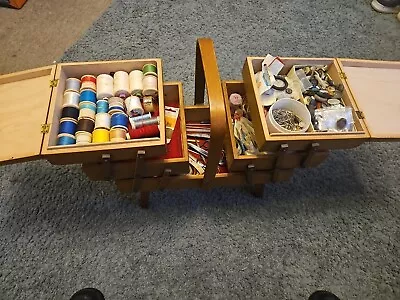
<box><xmin>139</xmin><ymin>192</ymin><xmax>150</xmax><ymax>209</ymax></box>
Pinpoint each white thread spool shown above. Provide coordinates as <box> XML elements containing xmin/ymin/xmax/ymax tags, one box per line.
<box><xmin>95</xmin><ymin>113</ymin><xmax>111</xmax><ymax>130</ymax></box>
<box><xmin>125</xmin><ymin>96</ymin><xmax>144</xmax><ymax>117</ymax></box>
<box><xmin>142</xmin><ymin>74</ymin><xmax>158</xmax><ymax>96</ymax></box>
<box><xmin>78</xmin><ymin>108</ymin><xmax>96</xmax><ymax>121</ymax></box>
<box><xmin>96</xmin><ymin>74</ymin><xmax>114</xmax><ymax>100</ymax></box>
<box><xmin>65</xmin><ymin>78</ymin><xmax>81</xmax><ymax>92</ymax></box>
<box><xmin>129</xmin><ymin>70</ymin><xmax>143</xmax><ymax>96</ymax></box>
<box><xmin>113</xmin><ymin>71</ymin><xmax>130</xmax><ymax>98</ymax></box>
<box><xmin>75</xmin><ymin>131</ymin><xmax>92</xmax><ymax>144</ymax></box>
<box><xmin>62</xmin><ymin>91</ymin><xmax>80</xmax><ymax>108</ymax></box>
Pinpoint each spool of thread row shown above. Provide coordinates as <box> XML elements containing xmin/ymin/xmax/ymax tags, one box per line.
<box><xmin>81</xmin><ymin>75</ymin><xmax>96</xmax><ymax>92</ymax></box>
<box><xmin>113</xmin><ymin>71</ymin><xmax>130</xmax><ymax>98</ymax></box>
<box><xmin>79</xmin><ymin>101</ymin><xmax>97</xmax><ymax>112</ymax></box>
<box><xmin>61</xmin><ymin>106</ymin><xmax>79</xmax><ymax>120</ymax></box>
<box><xmin>95</xmin><ymin>113</ymin><xmax>111</xmax><ymax>130</ymax></box>
<box><xmin>142</xmin><ymin>63</ymin><xmax>157</xmax><ymax>77</ymax></box>
<box><xmin>65</xmin><ymin>78</ymin><xmax>81</xmax><ymax>93</ymax></box>
<box><xmin>92</xmin><ymin>128</ymin><xmax>110</xmax><ymax>143</ymax></box>
<box><xmin>57</xmin><ymin>133</ymin><xmax>76</xmax><ymax>145</ymax></box>
<box><xmin>80</xmin><ymin>90</ymin><xmax>97</xmax><ymax>104</ymax></box>
<box><xmin>131</xmin><ymin>116</ymin><xmax>159</xmax><ymax>129</ymax></box>
<box><xmin>77</xmin><ymin>118</ymin><xmax>95</xmax><ymax>133</ymax></box>
<box><xmin>75</xmin><ymin>131</ymin><xmax>92</xmax><ymax>144</ymax></box>
<box><xmin>129</xmin><ymin>124</ymin><xmax>160</xmax><ymax>139</ymax></box>
<box><xmin>129</xmin><ymin>70</ymin><xmax>143</xmax><ymax>96</ymax></box>
<box><xmin>79</xmin><ymin>108</ymin><xmax>96</xmax><ymax>121</ymax></box>
<box><xmin>63</xmin><ymin>91</ymin><xmax>80</xmax><ymax>109</ymax></box>
<box><xmin>110</xmin><ymin>128</ymin><xmax>127</xmax><ymax>142</ymax></box>
<box><xmin>97</xmin><ymin>74</ymin><xmax>114</xmax><ymax>100</ymax></box>
<box><xmin>142</xmin><ymin>74</ymin><xmax>158</xmax><ymax>96</ymax></box>
<box><xmin>96</xmin><ymin>99</ymin><xmax>109</xmax><ymax>113</ymax></box>
<box><xmin>111</xmin><ymin>113</ymin><xmax>129</xmax><ymax>131</ymax></box>
<box><xmin>125</xmin><ymin>96</ymin><xmax>144</xmax><ymax>117</ymax></box>
<box><xmin>58</xmin><ymin>118</ymin><xmax>78</xmax><ymax>135</ymax></box>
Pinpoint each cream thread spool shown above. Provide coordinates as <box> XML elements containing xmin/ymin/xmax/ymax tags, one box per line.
<box><xmin>129</xmin><ymin>70</ymin><xmax>143</xmax><ymax>96</ymax></box>
<box><xmin>63</xmin><ymin>91</ymin><xmax>80</xmax><ymax>108</ymax></box>
<box><xmin>75</xmin><ymin>131</ymin><xmax>92</xmax><ymax>144</ymax></box>
<box><xmin>65</xmin><ymin>78</ymin><xmax>81</xmax><ymax>93</ymax></box>
<box><xmin>97</xmin><ymin>74</ymin><xmax>114</xmax><ymax>100</ymax></box>
<box><xmin>142</xmin><ymin>96</ymin><xmax>155</xmax><ymax>113</ymax></box>
<box><xmin>78</xmin><ymin>108</ymin><xmax>96</xmax><ymax>121</ymax></box>
<box><xmin>142</xmin><ymin>74</ymin><xmax>158</xmax><ymax>96</ymax></box>
<box><xmin>110</xmin><ymin>128</ymin><xmax>127</xmax><ymax>142</ymax></box>
<box><xmin>95</xmin><ymin>113</ymin><xmax>111</xmax><ymax>130</ymax></box>
<box><xmin>113</xmin><ymin>71</ymin><xmax>130</xmax><ymax>98</ymax></box>
<box><xmin>125</xmin><ymin>96</ymin><xmax>144</xmax><ymax>117</ymax></box>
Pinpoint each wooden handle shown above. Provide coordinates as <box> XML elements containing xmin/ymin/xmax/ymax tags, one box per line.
<box><xmin>194</xmin><ymin>38</ymin><xmax>227</xmax><ymax>186</ymax></box>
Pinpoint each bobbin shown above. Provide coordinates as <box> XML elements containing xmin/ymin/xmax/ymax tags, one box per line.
<box><xmin>92</xmin><ymin>128</ymin><xmax>110</xmax><ymax>143</ymax></box>
<box><xmin>96</xmin><ymin>99</ymin><xmax>109</xmax><ymax>114</ymax></box>
<box><xmin>129</xmin><ymin>70</ymin><xmax>143</xmax><ymax>96</ymax></box>
<box><xmin>95</xmin><ymin>113</ymin><xmax>111</xmax><ymax>130</ymax></box>
<box><xmin>142</xmin><ymin>63</ymin><xmax>157</xmax><ymax>76</ymax></box>
<box><xmin>75</xmin><ymin>131</ymin><xmax>92</xmax><ymax>144</ymax></box>
<box><xmin>110</xmin><ymin>128</ymin><xmax>127</xmax><ymax>142</ymax></box>
<box><xmin>78</xmin><ymin>108</ymin><xmax>96</xmax><ymax>121</ymax></box>
<box><xmin>61</xmin><ymin>106</ymin><xmax>79</xmax><ymax>120</ymax></box>
<box><xmin>113</xmin><ymin>71</ymin><xmax>130</xmax><ymax>98</ymax></box>
<box><xmin>142</xmin><ymin>74</ymin><xmax>158</xmax><ymax>96</ymax></box>
<box><xmin>65</xmin><ymin>78</ymin><xmax>81</xmax><ymax>93</ymax></box>
<box><xmin>111</xmin><ymin>112</ymin><xmax>129</xmax><ymax>131</ymax></box>
<box><xmin>57</xmin><ymin>133</ymin><xmax>76</xmax><ymax>146</ymax></box>
<box><xmin>62</xmin><ymin>91</ymin><xmax>80</xmax><ymax>109</ymax></box>
<box><xmin>58</xmin><ymin>118</ymin><xmax>78</xmax><ymax>135</ymax></box>
<box><xmin>79</xmin><ymin>101</ymin><xmax>97</xmax><ymax>112</ymax></box>
<box><xmin>125</xmin><ymin>96</ymin><xmax>144</xmax><ymax>117</ymax></box>
<box><xmin>77</xmin><ymin>118</ymin><xmax>95</xmax><ymax>133</ymax></box>
<box><xmin>80</xmin><ymin>90</ymin><xmax>97</xmax><ymax>104</ymax></box>
<box><xmin>142</xmin><ymin>96</ymin><xmax>155</xmax><ymax>113</ymax></box>
<box><xmin>81</xmin><ymin>75</ymin><xmax>97</xmax><ymax>91</ymax></box>
<box><xmin>96</xmin><ymin>74</ymin><xmax>114</xmax><ymax>100</ymax></box>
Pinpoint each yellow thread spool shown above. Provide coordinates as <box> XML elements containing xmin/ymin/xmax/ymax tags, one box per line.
<box><xmin>92</xmin><ymin>128</ymin><xmax>110</xmax><ymax>143</ymax></box>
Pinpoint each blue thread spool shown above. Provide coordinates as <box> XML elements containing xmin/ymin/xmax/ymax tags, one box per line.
<box><xmin>57</xmin><ymin>133</ymin><xmax>76</xmax><ymax>145</ymax></box>
<box><xmin>97</xmin><ymin>99</ymin><xmax>109</xmax><ymax>113</ymax></box>
<box><xmin>111</xmin><ymin>113</ymin><xmax>129</xmax><ymax>130</ymax></box>
<box><xmin>80</xmin><ymin>90</ymin><xmax>97</xmax><ymax>103</ymax></box>
<box><xmin>79</xmin><ymin>101</ymin><xmax>97</xmax><ymax>112</ymax></box>
<box><xmin>59</xmin><ymin>118</ymin><xmax>78</xmax><ymax>135</ymax></box>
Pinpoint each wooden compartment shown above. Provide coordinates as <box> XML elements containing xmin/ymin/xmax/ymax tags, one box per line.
<box><xmin>243</xmin><ymin>57</ymin><xmax>370</xmax><ymax>152</ymax></box>
<box><xmin>0</xmin><ymin>59</ymin><xmax>166</xmax><ymax>166</ymax></box>
<box><xmin>222</xmin><ymin>80</ymin><xmax>329</xmax><ymax>172</ymax></box>
<box><xmin>82</xmin><ymin>82</ymin><xmax>189</xmax><ymax>180</ymax></box>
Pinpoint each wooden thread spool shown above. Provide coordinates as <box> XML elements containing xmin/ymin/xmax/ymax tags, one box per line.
<box><xmin>65</xmin><ymin>78</ymin><xmax>81</xmax><ymax>93</ymax></box>
<box><xmin>125</xmin><ymin>96</ymin><xmax>144</xmax><ymax>117</ymax></box>
<box><xmin>77</xmin><ymin>118</ymin><xmax>95</xmax><ymax>133</ymax></box>
<box><xmin>142</xmin><ymin>96</ymin><xmax>155</xmax><ymax>113</ymax></box>
<box><xmin>129</xmin><ymin>70</ymin><xmax>143</xmax><ymax>96</ymax></box>
<box><xmin>142</xmin><ymin>63</ymin><xmax>157</xmax><ymax>76</ymax></box>
<box><xmin>96</xmin><ymin>74</ymin><xmax>114</xmax><ymax>100</ymax></box>
<box><xmin>78</xmin><ymin>108</ymin><xmax>95</xmax><ymax>121</ymax></box>
<box><xmin>80</xmin><ymin>75</ymin><xmax>97</xmax><ymax>92</ymax></box>
<box><xmin>95</xmin><ymin>113</ymin><xmax>111</xmax><ymax>130</ymax></box>
<box><xmin>63</xmin><ymin>91</ymin><xmax>80</xmax><ymax>109</ymax></box>
<box><xmin>61</xmin><ymin>106</ymin><xmax>79</xmax><ymax>119</ymax></box>
<box><xmin>79</xmin><ymin>101</ymin><xmax>97</xmax><ymax>112</ymax></box>
<box><xmin>57</xmin><ymin>133</ymin><xmax>76</xmax><ymax>145</ymax></box>
<box><xmin>131</xmin><ymin>116</ymin><xmax>159</xmax><ymax>129</ymax></box>
<box><xmin>58</xmin><ymin>118</ymin><xmax>78</xmax><ymax>135</ymax></box>
<box><xmin>128</xmin><ymin>124</ymin><xmax>160</xmax><ymax>139</ymax></box>
<box><xmin>113</xmin><ymin>71</ymin><xmax>130</xmax><ymax>98</ymax></box>
<box><xmin>110</xmin><ymin>128</ymin><xmax>127</xmax><ymax>142</ymax></box>
<box><xmin>75</xmin><ymin>131</ymin><xmax>92</xmax><ymax>144</ymax></box>
<box><xmin>92</xmin><ymin>128</ymin><xmax>110</xmax><ymax>143</ymax></box>
<box><xmin>142</xmin><ymin>74</ymin><xmax>158</xmax><ymax>96</ymax></box>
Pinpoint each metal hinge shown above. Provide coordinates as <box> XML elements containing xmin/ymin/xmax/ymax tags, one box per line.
<box><xmin>355</xmin><ymin>111</ymin><xmax>365</xmax><ymax>119</ymax></box>
<box><xmin>339</xmin><ymin>72</ymin><xmax>347</xmax><ymax>80</ymax></box>
<box><xmin>50</xmin><ymin>79</ymin><xmax>59</xmax><ymax>87</ymax></box>
<box><xmin>41</xmin><ymin>123</ymin><xmax>50</xmax><ymax>134</ymax></box>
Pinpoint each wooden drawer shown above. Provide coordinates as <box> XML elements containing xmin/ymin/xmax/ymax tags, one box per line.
<box><xmin>82</xmin><ymin>82</ymin><xmax>189</xmax><ymax>180</ymax></box>
<box><xmin>222</xmin><ymin>80</ymin><xmax>329</xmax><ymax>172</ymax></box>
<box><xmin>0</xmin><ymin>59</ymin><xmax>167</xmax><ymax>166</ymax></box>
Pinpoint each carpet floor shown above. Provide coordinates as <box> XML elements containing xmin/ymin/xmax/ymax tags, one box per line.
<box><xmin>1</xmin><ymin>0</ymin><xmax>400</xmax><ymax>299</ymax></box>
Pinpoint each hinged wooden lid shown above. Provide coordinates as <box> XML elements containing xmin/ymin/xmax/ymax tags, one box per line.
<box><xmin>337</xmin><ymin>58</ymin><xmax>400</xmax><ymax>141</ymax></box>
<box><xmin>0</xmin><ymin>65</ymin><xmax>56</xmax><ymax>165</ymax></box>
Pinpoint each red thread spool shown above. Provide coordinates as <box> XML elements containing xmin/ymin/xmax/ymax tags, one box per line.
<box><xmin>128</xmin><ymin>124</ymin><xmax>159</xmax><ymax>139</ymax></box>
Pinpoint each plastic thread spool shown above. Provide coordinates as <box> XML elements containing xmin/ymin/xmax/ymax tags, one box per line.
<box><xmin>129</xmin><ymin>70</ymin><xmax>143</xmax><ymax>96</ymax></box>
<box><xmin>142</xmin><ymin>74</ymin><xmax>158</xmax><ymax>96</ymax></box>
<box><xmin>57</xmin><ymin>133</ymin><xmax>76</xmax><ymax>145</ymax></box>
<box><xmin>79</xmin><ymin>108</ymin><xmax>96</xmax><ymax>121</ymax></box>
<box><xmin>81</xmin><ymin>75</ymin><xmax>97</xmax><ymax>91</ymax></box>
<box><xmin>75</xmin><ymin>131</ymin><xmax>92</xmax><ymax>144</ymax></box>
<box><xmin>142</xmin><ymin>96</ymin><xmax>155</xmax><ymax>113</ymax></box>
<box><xmin>110</xmin><ymin>128</ymin><xmax>127</xmax><ymax>142</ymax></box>
<box><xmin>80</xmin><ymin>90</ymin><xmax>97</xmax><ymax>103</ymax></box>
<box><xmin>79</xmin><ymin>101</ymin><xmax>97</xmax><ymax>112</ymax></box>
<box><xmin>65</xmin><ymin>78</ymin><xmax>81</xmax><ymax>93</ymax></box>
<box><xmin>58</xmin><ymin>118</ymin><xmax>78</xmax><ymax>135</ymax></box>
<box><xmin>77</xmin><ymin>118</ymin><xmax>95</xmax><ymax>133</ymax></box>
<box><xmin>113</xmin><ymin>71</ymin><xmax>130</xmax><ymax>98</ymax></box>
<box><xmin>63</xmin><ymin>91</ymin><xmax>80</xmax><ymax>108</ymax></box>
<box><xmin>131</xmin><ymin>116</ymin><xmax>159</xmax><ymax>129</ymax></box>
<box><xmin>96</xmin><ymin>74</ymin><xmax>114</xmax><ymax>100</ymax></box>
<box><xmin>130</xmin><ymin>112</ymin><xmax>151</xmax><ymax>124</ymax></box>
<box><xmin>96</xmin><ymin>99</ymin><xmax>109</xmax><ymax>113</ymax></box>
<box><xmin>125</xmin><ymin>96</ymin><xmax>144</xmax><ymax>117</ymax></box>
<box><xmin>95</xmin><ymin>113</ymin><xmax>111</xmax><ymax>130</ymax></box>
<box><xmin>129</xmin><ymin>124</ymin><xmax>159</xmax><ymax>139</ymax></box>
<box><xmin>92</xmin><ymin>128</ymin><xmax>110</xmax><ymax>143</ymax></box>
<box><xmin>61</xmin><ymin>106</ymin><xmax>79</xmax><ymax>119</ymax></box>
<box><xmin>142</xmin><ymin>63</ymin><xmax>157</xmax><ymax>76</ymax></box>
<box><xmin>111</xmin><ymin>112</ymin><xmax>129</xmax><ymax>131</ymax></box>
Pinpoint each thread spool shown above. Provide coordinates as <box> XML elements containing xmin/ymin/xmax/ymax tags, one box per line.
<box><xmin>75</xmin><ymin>131</ymin><xmax>92</xmax><ymax>144</ymax></box>
<box><xmin>142</xmin><ymin>74</ymin><xmax>158</xmax><ymax>96</ymax></box>
<box><xmin>61</xmin><ymin>106</ymin><xmax>79</xmax><ymax>119</ymax></box>
<box><xmin>57</xmin><ymin>133</ymin><xmax>76</xmax><ymax>145</ymax></box>
<box><xmin>62</xmin><ymin>91</ymin><xmax>80</xmax><ymax>108</ymax></box>
<box><xmin>142</xmin><ymin>63</ymin><xmax>157</xmax><ymax>76</ymax></box>
<box><xmin>125</xmin><ymin>96</ymin><xmax>144</xmax><ymax>117</ymax></box>
<box><xmin>81</xmin><ymin>75</ymin><xmax>96</xmax><ymax>91</ymax></box>
<box><xmin>79</xmin><ymin>101</ymin><xmax>97</xmax><ymax>112</ymax></box>
<box><xmin>95</xmin><ymin>113</ymin><xmax>111</xmax><ymax>130</ymax></box>
<box><xmin>129</xmin><ymin>70</ymin><xmax>143</xmax><ymax>96</ymax></box>
<box><xmin>130</xmin><ymin>112</ymin><xmax>151</xmax><ymax>124</ymax></box>
<box><xmin>110</xmin><ymin>112</ymin><xmax>129</xmax><ymax>131</ymax></box>
<box><xmin>92</xmin><ymin>128</ymin><xmax>110</xmax><ymax>143</ymax></box>
<box><xmin>108</xmin><ymin>104</ymin><xmax>125</xmax><ymax>116</ymax></box>
<box><xmin>80</xmin><ymin>90</ymin><xmax>97</xmax><ymax>103</ymax></box>
<box><xmin>96</xmin><ymin>99</ymin><xmax>109</xmax><ymax>113</ymax></box>
<box><xmin>108</xmin><ymin>96</ymin><xmax>125</xmax><ymax>107</ymax></box>
<box><xmin>65</xmin><ymin>78</ymin><xmax>81</xmax><ymax>93</ymax></box>
<box><xmin>77</xmin><ymin>118</ymin><xmax>95</xmax><ymax>133</ymax></box>
<box><xmin>131</xmin><ymin>116</ymin><xmax>159</xmax><ymax>129</ymax></box>
<box><xmin>128</xmin><ymin>124</ymin><xmax>160</xmax><ymax>139</ymax></box>
<box><xmin>110</xmin><ymin>128</ymin><xmax>127</xmax><ymax>142</ymax></box>
<box><xmin>113</xmin><ymin>71</ymin><xmax>130</xmax><ymax>98</ymax></box>
<box><xmin>79</xmin><ymin>108</ymin><xmax>96</xmax><ymax>121</ymax></box>
<box><xmin>142</xmin><ymin>96</ymin><xmax>155</xmax><ymax>113</ymax></box>
<box><xmin>58</xmin><ymin>118</ymin><xmax>78</xmax><ymax>135</ymax></box>
<box><xmin>97</xmin><ymin>74</ymin><xmax>114</xmax><ymax>100</ymax></box>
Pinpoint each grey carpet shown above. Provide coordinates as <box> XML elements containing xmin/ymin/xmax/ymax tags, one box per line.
<box><xmin>1</xmin><ymin>0</ymin><xmax>400</xmax><ymax>299</ymax></box>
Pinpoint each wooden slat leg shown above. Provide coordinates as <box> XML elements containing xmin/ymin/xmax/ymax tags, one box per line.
<box><xmin>273</xmin><ymin>144</ymin><xmax>289</xmax><ymax>182</ymax></box>
<box><xmin>250</xmin><ymin>184</ymin><xmax>264</xmax><ymax>198</ymax></box>
<box><xmin>301</xmin><ymin>142</ymin><xmax>321</xmax><ymax>168</ymax></box>
<box><xmin>132</xmin><ymin>150</ymin><xmax>145</xmax><ymax>192</ymax></box>
<box><xmin>139</xmin><ymin>191</ymin><xmax>150</xmax><ymax>209</ymax></box>
<box><xmin>102</xmin><ymin>154</ymin><xmax>112</xmax><ymax>181</ymax></box>
<box><xmin>160</xmin><ymin>168</ymin><xmax>172</xmax><ymax>190</ymax></box>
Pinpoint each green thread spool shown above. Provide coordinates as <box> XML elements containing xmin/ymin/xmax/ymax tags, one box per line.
<box><xmin>142</xmin><ymin>63</ymin><xmax>157</xmax><ymax>76</ymax></box>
